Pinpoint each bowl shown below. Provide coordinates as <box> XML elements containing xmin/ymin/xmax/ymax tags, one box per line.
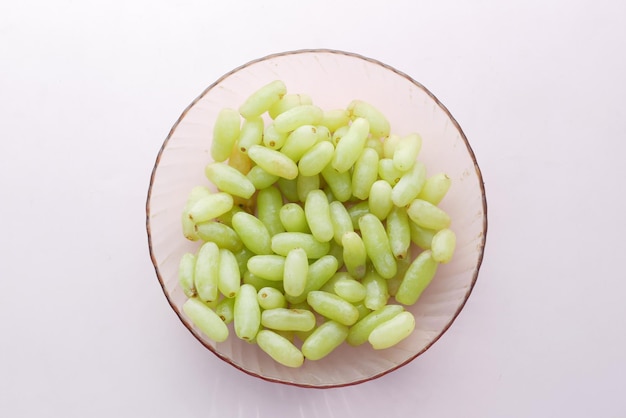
<box><xmin>146</xmin><ymin>49</ymin><xmax>488</xmax><ymax>388</ymax></box>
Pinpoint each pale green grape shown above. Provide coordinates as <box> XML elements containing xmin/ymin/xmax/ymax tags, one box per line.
<box><xmin>346</xmin><ymin>304</ymin><xmax>404</xmax><ymax>346</ymax></box>
<box><xmin>298</xmin><ymin>141</ymin><xmax>335</xmax><ymax>176</ymax></box>
<box><xmin>215</xmin><ymin>297</ymin><xmax>236</xmax><ymax>324</ymax></box>
<box><xmin>205</xmin><ymin>162</ymin><xmax>256</xmax><ymax>199</ymax></box>
<box><xmin>302</xmin><ymin>320</ymin><xmax>349</xmax><ymax>360</ymax></box>
<box><xmin>306</xmin><ymin>290</ymin><xmax>359</xmax><ymax>326</ymax></box>
<box><xmin>331</xmin><ymin>117</ymin><xmax>370</xmax><ymax>173</ymax></box>
<box><xmin>270</xmin><ymin>232</ymin><xmax>330</xmax><ymax>259</ymax></box>
<box><xmin>183</xmin><ymin>297</ymin><xmax>229</xmax><ymax>342</ymax></box>
<box><xmin>234</xmin><ymin>284</ymin><xmax>261</xmax><ymax>341</ymax></box>
<box><xmin>395</xmin><ymin>250</ymin><xmax>438</xmax><ymax>305</ymax></box>
<box><xmin>273</xmin><ymin>104</ymin><xmax>324</xmax><ymax>133</ymax></box>
<box><xmin>359</xmin><ymin>214</ymin><xmax>397</xmax><ymax>279</ymax></box>
<box><xmin>211</xmin><ymin>108</ymin><xmax>241</xmax><ymax>162</ymax></box>
<box><xmin>256</xmin><ymin>186</ymin><xmax>285</xmax><ymax>236</ymax></box>
<box><xmin>341</xmin><ymin>231</ymin><xmax>367</xmax><ymax>279</ymax></box>
<box><xmin>257</xmin><ymin>286</ymin><xmax>287</xmax><ymax>310</ymax></box>
<box><xmin>386</xmin><ymin>206</ymin><xmax>411</xmax><ymax>260</ymax></box>
<box><xmin>195</xmin><ymin>221</ymin><xmax>243</xmax><ymax>252</ymax></box>
<box><xmin>239</xmin><ymin>80</ymin><xmax>287</xmax><ymax>119</ymax></box>
<box><xmin>261</xmin><ymin>308</ymin><xmax>316</xmax><ymax>332</ymax></box>
<box><xmin>352</xmin><ymin>147</ymin><xmax>380</xmax><ymax>200</ymax></box>
<box><xmin>304</xmin><ymin>189</ymin><xmax>334</xmax><ymax>242</ymax></box>
<box><xmin>231</xmin><ymin>211</ymin><xmax>272</xmax><ymax>255</ymax></box>
<box><xmin>247</xmin><ymin>145</ymin><xmax>298</xmax><ymax>180</ymax></box>
<box><xmin>194</xmin><ymin>242</ymin><xmax>220</xmax><ymax>303</ymax></box>
<box><xmin>281</xmin><ymin>125</ymin><xmax>319</xmax><ymax>162</ymax></box>
<box><xmin>417</xmin><ymin>173</ymin><xmax>452</xmax><ymax>205</ymax></box>
<box><xmin>368</xmin><ymin>311</ymin><xmax>415</xmax><ymax>349</ymax></box>
<box><xmin>279</xmin><ymin>203</ymin><xmax>310</xmax><ymax>233</ymax></box>
<box><xmin>283</xmin><ymin>247</ymin><xmax>308</xmax><ymax>297</ymax></box>
<box><xmin>246</xmin><ymin>255</ymin><xmax>286</xmax><ymax>281</ymax></box>
<box><xmin>178</xmin><ymin>253</ymin><xmax>196</xmax><ymax>298</ymax></box>
<box><xmin>407</xmin><ymin>198</ymin><xmax>451</xmax><ymax>231</ymax></box>
<box><xmin>218</xmin><ymin>248</ymin><xmax>240</xmax><ymax>298</ymax></box>
<box><xmin>347</xmin><ymin>100</ymin><xmax>390</xmax><ymax>138</ymax></box>
<box><xmin>256</xmin><ymin>329</ymin><xmax>304</xmax><ymax>368</ymax></box>
<box><xmin>391</xmin><ymin>161</ymin><xmax>426</xmax><ymax>207</ymax></box>
<box><xmin>237</xmin><ymin>116</ymin><xmax>264</xmax><ymax>153</ymax></box>
<box><xmin>431</xmin><ymin>228</ymin><xmax>456</xmax><ymax>263</ymax></box>
<box><xmin>392</xmin><ymin>133</ymin><xmax>422</xmax><ymax>171</ymax></box>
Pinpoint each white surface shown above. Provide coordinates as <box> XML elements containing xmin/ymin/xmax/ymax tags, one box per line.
<box><xmin>1</xmin><ymin>0</ymin><xmax>625</xmax><ymax>417</ymax></box>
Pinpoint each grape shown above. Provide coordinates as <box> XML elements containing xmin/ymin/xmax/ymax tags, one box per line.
<box><xmin>283</xmin><ymin>248</ymin><xmax>308</xmax><ymax>297</ymax></box>
<box><xmin>391</xmin><ymin>161</ymin><xmax>427</xmax><ymax>207</ymax></box>
<box><xmin>368</xmin><ymin>311</ymin><xmax>416</xmax><ymax>350</ymax></box>
<box><xmin>233</xmin><ymin>284</ymin><xmax>261</xmax><ymax>341</ymax></box>
<box><xmin>302</xmin><ymin>321</ymin><xmax>349</xmax><ymax>360</ymax></box>
<box><xmin>331</xmin><ymin>117</ymin><xmax>369</xmax><ymax>173</ymax></box>
<box><xmin>431</xmin><ymin>228</ymin><xmax>456</xmax><ymax>264</ymax></box>
<box><xmin>183</xmin><ymin>298</ymin><xmax>229</xmax><ymax>342</ymax></box>
<box><xmin>359</xmin><ymin>214</ymin><xmax>397</xmax><ymax>279</ymax></box>
<box><xmin>261</xmin><ymin>308</ymin><xmax>316</xmax><ymax>332</ymax></box>
<box><xmin>347</xmin><ymin>99</ymin><xmax>390</xmax><ymax>138</ymax></box>
<box><xmin>298</xmin><ymin>141</ymin><xmax>335</xmax><ymax>176</ymax></box>
<box><xmin>273</xmin><ymin>104</ymin><xmax>324</xmax><ymax>133</ymax></box>
<box><xmin>306</xmin><ymin>291</ymin><xmax>360</xmax><ymax>326</ymax></box>
<box><xmin>239</xmin><ymin>80</ymin><xmax>286</xmax><ymax>119</ymax></box>
<box><xmin>255</xmin><ymin>330</ymin><xmax>304</xmax><ymax>368</ymax></box>
<box><xmin>257</xmin><ymin>287</ymin><xmax>287</xmax><ymax>310</ymax></box>
<box><xmin>211</xmin><ymin>108</ymin><xmax>241</xmax><ymax>162</ymax></box>
<box><xmin>304</xmin><ymin>189</ymin><xmax>333</xmax><ymax>243</ymax></box>
<box><xmin>351</xmin><ymin>147</ymin><xmax>380</xmax><ymax>200</ymax></box>
<box><xmin>392</xmin><ymin>133</ymin><xmax>422</xmax><ymax>171</ymax></box>
<box><xmin>256</xmin><ymin>186</ymin><xmax>285</xmax><ymax>236</ymax></box>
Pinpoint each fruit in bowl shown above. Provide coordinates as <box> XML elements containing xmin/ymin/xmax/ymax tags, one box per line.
<box><xmin>146</xmin><ymin>49</ymin><xmax>487</xmax><ymax>388</ymax></box>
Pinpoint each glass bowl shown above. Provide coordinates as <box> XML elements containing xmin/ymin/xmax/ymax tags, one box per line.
<box><xmin>146</xmin><ymin>49</ymin><xmax>488</xmax><ymax>388</ymax></box>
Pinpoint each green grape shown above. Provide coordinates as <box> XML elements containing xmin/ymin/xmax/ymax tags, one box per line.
<box><xmin>256</xmin><ymin>186</ymin><xmax>285</xmax><ymax>236</ymax></box>
<box><xmin>305</xmin><ymin>189</ymin><xmax>334</xmax><ymax>243</ymax></box>
<box><xmin>347</xmin><ymin>100</ymin><xmax>390</xmax><ymax>138</ymax></box>
<box><xmin>261</xmin><ymin>308</ymin><xmax>316</xmax><ymax>332</ymax></box>
<box><xmin>218</xmin><ymin>248</ymin><xmax>240</xmax><ymax>298</ymax></box>
<box><xmin>368</xmin><ymin>311</ymin><xmax>415</xmax><ymax>350</ymax></box>
<box><xmin>359</xmin><ymin>214</ymin><xmax>397</xmax><ymax>279</ymax></box>
<box><xmin>332</xmin><ymin>117</ymin><xmax>370</xmax><ymax>173</ymax></box>
<box><xmin>211</xmin><ymin>108</ymin><xmax>241</xmax><ymax>162</ymax></box>
<box><xmin>431</xmin><ymin>228</ymin><xmax>456</xmax><ymax>263</ymax></box>
<box><xmin>183</xmin><ymin>297</ymin><xmax>229</xmax><ymax>342</ymax></box>
<box><xmin>256</xmin><ymin>329</ymin><xmax>304</xmax><ymax>368</ymax></box>
<box><xmin>395</xmin><ymin>250</ymin><xmax>439</xmax><ymax>305</ymax></box>
<box><xmin>239</xmin><ymin>80</ymin><xmax>286</xmax><ymax>119</ymax></box>
<box><xmin>257</xmin><ymin>286</ymin><xmax>287</xmax><ymax>309</ymax></box>
<box><xmin>306</xmin><ymin>291</ymin><xmax>359</xmax><ymax>326</ymax></box>
<box><xmin>283</xmin><ymin>247</ymin><xmax>308</xmax><ymax>297</ymax></box>
<box><xmin>392</xmin><ymin>133</ymin><xmax>422</xmax><ymax>171</ymax></box>
<box><xmin>302</xmin><ymin>320</ymin><xmax>349</xmax><ymax>360</ymax></box>
<box><xmin>205</xmin><ymin>162</ymin><xmax>256</xmax><ymax>199</ymax></box>
<box><xmin>273</xmin><ymin>104</ymin><xmax>324</xmax><ymax>133</ymax></box>
<box><xmin>234</xmin><ymin>284</ymin><xmax>261</xmax><ymax>341</ymax></box>
<box><xmin>231</xmin><ymin>211</ymin><xmax>272</xmax><ymax>255</ymax></box>
<box><xmin>407</xmin><ymin>199</ymin><xmax>451</xmax><ymax>231</ymax></box>
<box><xmin>346</xmin><ymin>304</ymin><xmax>404</xmax><ymax>346</ymax></box>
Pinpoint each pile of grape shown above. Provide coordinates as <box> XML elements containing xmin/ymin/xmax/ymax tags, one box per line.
<box><xmin>178</xmin><ymin>80</ymin><xmax>456</xmax><ymax>367</ymax></box>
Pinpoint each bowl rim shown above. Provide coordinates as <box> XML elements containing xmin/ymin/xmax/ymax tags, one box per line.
<box><xmin>145</xmin><ymin>48</ymin><xmax>489</xmax><ymax>389</ymax></box>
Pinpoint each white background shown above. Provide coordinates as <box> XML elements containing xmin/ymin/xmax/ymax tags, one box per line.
<box><xmin>2</xmin><ymin>1</ymin><xmax>625</xmax><ymax>417</ymax></box>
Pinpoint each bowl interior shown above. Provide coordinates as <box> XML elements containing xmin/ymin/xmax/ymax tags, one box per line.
<box><xmin>146</xmin><ymin>49</ymin><xmax>487</xmax><ymax>388</ymax></box>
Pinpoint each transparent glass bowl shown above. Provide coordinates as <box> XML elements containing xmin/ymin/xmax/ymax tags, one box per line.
<box><xmin>146</xmin><ymin>49</ymin><xmax>488</xmax><ymax>388</ymax></box>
